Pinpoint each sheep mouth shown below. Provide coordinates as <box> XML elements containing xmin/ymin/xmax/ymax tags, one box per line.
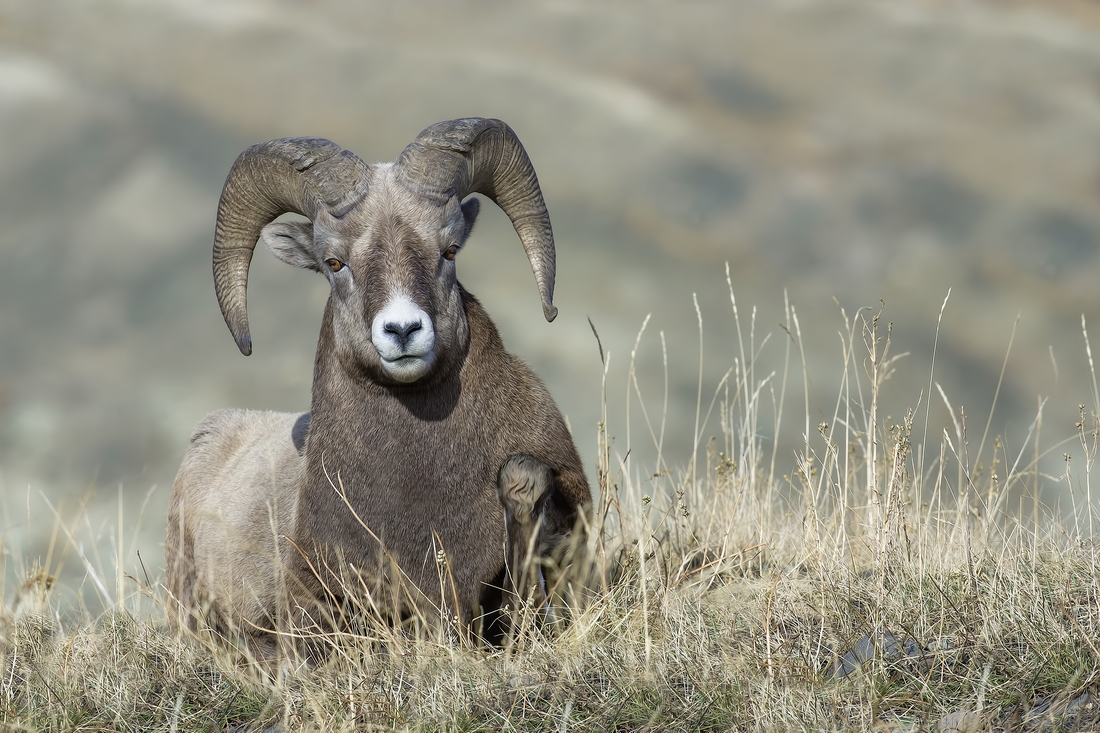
<box><xmin>379</xmin><ymin>352</ymin><xmax>435</xmax><ymax>382</ymax></box>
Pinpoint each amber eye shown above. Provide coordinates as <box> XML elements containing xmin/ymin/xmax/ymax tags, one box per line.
<box><xmin>325</xmin><ymin>258</ymin><xmax>345</xmax><ymax>272</ymax></box>
<box><xmin>442</xmin><ymin>246</ymin><xmax>458</xmax><ymax>261</ymax></box>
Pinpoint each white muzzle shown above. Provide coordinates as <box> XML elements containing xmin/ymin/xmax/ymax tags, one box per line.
<box><xmin>371</xmin><ymin>294</ymin><xmax>436</xmax><ymax>383</ymax></box>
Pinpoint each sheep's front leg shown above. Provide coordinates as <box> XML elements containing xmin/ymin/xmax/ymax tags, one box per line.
<box><xmin>497</xmin><ymin>454</ymin><xmax>553</xmax><ymax>616</ymax></box>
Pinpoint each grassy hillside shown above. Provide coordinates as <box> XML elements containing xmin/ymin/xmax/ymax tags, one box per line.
<box><xmin>1</xmin><ymin>296</ymin><xmax>1098</xmax><ymax>732</ymax></box>
<box><xmin>4</xmin><ymin>0</ymin><xmax>1100</xmax><ymax>556</ymax></box>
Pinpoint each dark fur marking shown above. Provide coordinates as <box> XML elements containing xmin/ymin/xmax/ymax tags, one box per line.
<box><xmin>291</xmin><ymin>412</ymin><xmax>311</xmax><ymax>455</ymax></box>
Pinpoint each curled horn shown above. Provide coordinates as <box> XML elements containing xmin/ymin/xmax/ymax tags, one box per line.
<box><xmin>212</xmin><ymin>138</ymin><xmax>369</xmax><ymax>355</ymax></box>
<box><xmin>396</xmin><ymin>118</ymin><xmax>558</xmax><ymax>322</ymax></box>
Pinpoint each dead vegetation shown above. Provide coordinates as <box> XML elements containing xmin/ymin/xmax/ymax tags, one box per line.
<box><xmin>2</xmin><ymin>286</ymin><xmax>1098</xmax><ymax>732</ymax></box>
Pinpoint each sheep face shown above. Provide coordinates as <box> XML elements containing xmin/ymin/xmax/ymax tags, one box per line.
<box><xmin>260</xmin><ymin>170</ymin><xmax>481</xmax><ymax>386</ymax></box>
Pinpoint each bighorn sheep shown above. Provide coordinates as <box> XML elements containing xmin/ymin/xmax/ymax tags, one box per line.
<box><xmin>165</xmin><ymin>118</ymin><xmax>591</xmax><ymax>661</ymax></box>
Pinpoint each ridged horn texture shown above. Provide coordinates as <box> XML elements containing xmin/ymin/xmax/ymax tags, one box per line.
<box><xmin>213</xmin><ymin>138</ymin><xmax>370</xmax><ymax>355</ymax></box>
<box><xmin>396</xmin><ymin>118</ymin><xmax>558</xmax><ymax>322</ymax></box>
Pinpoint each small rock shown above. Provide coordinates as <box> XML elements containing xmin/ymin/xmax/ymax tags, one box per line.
<box><xmin>829</xmin><ymin>627</ymin><xmax>923</xmax><ymax>678</ymax></box>
<box><xmin>1025</xmin><ymin>689</ymin><xmax>1094</xmax><ymax>729</ymax></box>
<box><xmin>937</xmin><ymin>709</ymin><xmax>982</xmax><ymax>732</ymax></box>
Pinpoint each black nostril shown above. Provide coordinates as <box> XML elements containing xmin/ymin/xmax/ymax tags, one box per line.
<box><xmin>384</xmin><ymin>320</ymin><xmax>422</xmax><ymax>346</ymax></box>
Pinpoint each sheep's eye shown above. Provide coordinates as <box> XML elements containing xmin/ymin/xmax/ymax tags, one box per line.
<box><xmin>325</xmin><ymin>258</ymin><xmax>345</xmax><ymax>272</ymax></box>
<box><xmin>442</xmin><ymin>246</ymin><xmax>458</xmax><ymax>261</ymax></box>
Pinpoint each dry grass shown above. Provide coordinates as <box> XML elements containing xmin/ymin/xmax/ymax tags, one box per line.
<box><xmin>2</xmin><ymin>284</ymin><xmax>1099</xmax><ymax>731</ymax></box>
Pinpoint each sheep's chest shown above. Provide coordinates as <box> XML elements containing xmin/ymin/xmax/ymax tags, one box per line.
<box><xmin>297</xmin><ymin>393</ymin><xmax>510</xmax><ymax>615</ymax></box>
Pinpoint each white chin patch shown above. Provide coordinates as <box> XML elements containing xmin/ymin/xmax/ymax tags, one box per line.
<box><xmin>371</xmin><ymin>294</ymin><xmax>436</xmax><ymax>382</ymax></box>
<box><xmin>379</xmin><ymin>353</ymin><xmax>435</xmax><ymax>383</ymax></box>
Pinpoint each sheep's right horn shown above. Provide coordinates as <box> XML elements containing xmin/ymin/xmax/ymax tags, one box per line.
<box><xmin>396</xmin><ymin>118</ymin><xmax>558</xmax><ymax>322</ymax></box>
<box><xmin>213</xmin><ymin>138</ymin><xmax>369</xmax><ymax>355</ymax></box>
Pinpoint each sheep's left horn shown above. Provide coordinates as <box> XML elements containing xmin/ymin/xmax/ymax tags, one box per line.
<box><xmin>396</xmin><ymin>118</ymin><xmax>558</xmax><ymax>322</ymax></box>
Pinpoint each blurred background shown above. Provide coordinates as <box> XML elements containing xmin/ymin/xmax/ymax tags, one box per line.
<box><xmin>2</xmin><ymin>0</ymin><xmax>1100</xmax><ymax>607</ymax></box>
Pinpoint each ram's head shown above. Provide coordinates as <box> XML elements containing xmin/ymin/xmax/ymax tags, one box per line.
<box><xmin>212</xmin><ymin>118</ymin><xmax>557</xmax><ymax>384</ymax></box>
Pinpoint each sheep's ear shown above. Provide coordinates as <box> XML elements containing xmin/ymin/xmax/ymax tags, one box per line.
<box><xmin>261</xmin><ymin>221</ymin><xmax>321</xmax><ymax>272</ymax></box>
<box><xmin>460</xmin><ymin>197</ymin><xmax>480</xmax><ymax>242</ymax></box>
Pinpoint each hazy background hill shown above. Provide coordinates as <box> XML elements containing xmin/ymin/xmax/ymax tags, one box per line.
<box><xmin>2</xmin><ymin>0</ymin><xmax>1100</xmax><ymax>603</ymax></box>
